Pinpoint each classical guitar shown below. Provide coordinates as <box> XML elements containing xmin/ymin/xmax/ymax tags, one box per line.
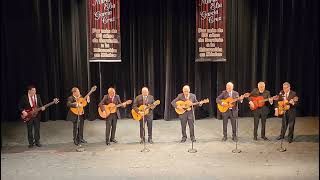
<box><xmin>175</xmin><ymin>98</ymin><xmax>210</xmax><ymax>115</ymax></box>
<box><xmin>70</xmin><ymin>86</ymin><xmax>97</xmax><ymax>115</ymax></box>
<box><xmin>131</xmin><ymin>100</ymin><xmax>160</xmax><ymax>121</ymax></box>
<box><xmin>21</xmin><ymin>98</ymin><xmax>59</xmax><ymax>122</ymax></box>
<box><xmin>98</xmin><ymin>100</ymin><xmax>132</xmax><ymax>119</ymax></box>
<box><xmin>276</xmin><ymin>96</ymin><xmax>299</xmax><ymax>116</ymax></box>
<box><xmin>249</xmin><ymin>95</ymin><xmax>279</xmax><ymax>110</ymax></box>
<box><xmin>217</xmin><ymin>93</ymin><xmax>250</xmax><ymax>113</ymax></box>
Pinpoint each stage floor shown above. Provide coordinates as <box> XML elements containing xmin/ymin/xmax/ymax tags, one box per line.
<box><xmin>1</xmin><ymin>117</ymin><xmax>319</xmax><ymax>180</ymax></box>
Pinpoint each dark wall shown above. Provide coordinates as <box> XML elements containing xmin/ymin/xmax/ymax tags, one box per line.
<box><xmin>1</xmin><ymin>0</ymin><xmax>319</xmax><ymax>122</ymax></box>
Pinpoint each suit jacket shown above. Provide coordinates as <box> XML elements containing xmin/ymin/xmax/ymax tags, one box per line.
<box><xmin>18</xmin><ymin>94</ymin><xmax>43</xmax><ymax>120</ymax></box>
<box><xmin>216</xmin><ymin>90</ymin><xmax>240</xmax><ymax>117</ymax></box>
<box><xmin>249</xmin><ymin>88</ymin><xmax>271</xmax><ymax>114</ymax></box>
<box><xmin>132</xmin><ymin>95</ymin><xmax>155</xmax><ymax>120</ymax></box>
<box><xmin>18</xmin><ymin>94</ymin><xmax>43</xmax><ymax>112</ymax></box>
<box><xmin>171</xmin><ymin>93</ymin><xmax>198</xmax><ymax>117</ymax></box>
<box><xmin>98</xmin><ymin>94</ymin><xmax>122</xmax><ymax>119</ymax></box>
<box><xmin>275</xmin><ymin>90</ymin><xmax>298</xmax><ymax>112</ymax></box>
<box><xmin>66</xmin><ymin>95</ymin><xmax>85</xmax><ymax>122</ymax></box>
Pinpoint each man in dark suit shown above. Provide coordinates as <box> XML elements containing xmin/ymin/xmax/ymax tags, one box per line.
<box><xmin>132</xmin><ymin>87</ymin><xmax>155</xmax><ymax>144</ymax></box>
<box><xmin>275</xmin><ymin>82</ymin><xmax>298</xmax><ymax>143</ymax></box>
<box><xmin>171</xmin><ymin>85</ymin><xmax>202</xmax><ymax>143</ymax></box>
<box><xmin>216</xmin><ymin>82</ymin><xmax>244</xmax><ymax>142</ymax></box>
<box><xmin>248</xmin><ymin>81</ymin><xmax>273</xmax><ymax>141</ymax></box>
<box><xmin>99</xmin><ymin>87</ymin><xmax>127</xmax><ymax>145</ymax></box>
<box><xmin>66</xmin><ymin>87</ymin><xmax>90</xmax><ymax>145</ymax></box>
<box><xmin>18</xmin><ymin>85</ymin><xmax>45</xmax><ymax>148</ymax></box>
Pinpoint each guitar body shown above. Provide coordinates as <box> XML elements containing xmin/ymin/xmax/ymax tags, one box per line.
<box><xmin>175</xmin><ymin>99</ymin><xmax>209</xmax><ymax>115</ymax></box>
<box><xmin>277</xmin><ymin>96</ymin><xmax>298</xmax><ymax>115</ymax></box>
<box><xmin>250</xmin><ymin>96</ymin><xmax>265</xmax><ymax>110</ymax></box>
<box><xmin>21</xmin><ymin>108</ymin><xmax>39</xmax><ymax>122</ymax></box>
<box><xmin>131</xmin><ymin>105</ymin><xmax>150</xmax><ymax>121</ymax></box>
<box><xmin>98</xmin><ymin>105</ymin><xmax>111</xmax><ymax>119</ymax></box>
<box><xmin>217</xmin><ymin>97</ymin><xmax>235</xmax><ymax>113</ymax></box>
<box><xmin>175</xmin><ymin>100</ymin><xmax>192</xmax><ymax>115</ymax></box>
<box><xmin>277</xmin><ymin>100</ymin><xmax>290</xmax><ymax>115</ymax></box>
<box><xmin>131</xmin><ymin>100</ymin><xmax>160</xmax><ymax>121</ymax></box>
<box><xmin>70</xmin><ymin>98</ymin><xmax>88</xmax><ymax>115</ymax></box>
<box><xmin>98</xmin><ymin>100</ymin><xmax>132</xmax><ymax>119</ymax></box>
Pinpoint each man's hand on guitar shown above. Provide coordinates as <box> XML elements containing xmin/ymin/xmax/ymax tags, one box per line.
<box><xmin>221</xmin><ymin>102</ymin><xmax>227</xmax><ymax>106</ymax></box>
<box><xmin>249</xmin><ymin>101</ymin><xmax>254</xmax><ymax>109</ymax></box>
<box><xmin>76</xmin><ymin>103</ymin><xmax>83</xmax><ymax>108</ymax></box>
<box><xmin>176</xmin><ymin>105</ymin><xmax>184</xmax><ymax>111</ymax></box>
<box><xmin>274</xmin><ymin>108</ymin><xmax>279</xmax><ymax>116</ymax></box>
<box><xmin>41</xmin><ymin>107</ymin><xmax>45</xmax><ymax>111</ymax></box>
<box><xmin>22</xmin><ymin>111</ymin><xmax>28</xmax><ymax>117</ymax></box>
<box><xmin>86</xmin><ymin>96</ymin><xmax>90</xmax><ymax>103</ymax></box>
<box><xmin>122</xmin><ymin>102</ymin><xmax>127</xmax><ymax>108</ymax></box>
<box><xmin>289</xmin><ymin>99</ymin><xmax>295</xmax><ymax>105</ymax></box>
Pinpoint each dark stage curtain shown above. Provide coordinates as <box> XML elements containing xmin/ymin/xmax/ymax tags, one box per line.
<box><xmin>1</xmin><ymin>0</ymin><xmax>319</xmax><ymax>122</ymax></box>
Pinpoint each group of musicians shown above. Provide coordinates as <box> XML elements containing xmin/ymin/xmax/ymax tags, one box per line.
<box><xmin>18</xmin><ymin>81</ymin><xmax>298</xmax><ymax>148</ymax></box>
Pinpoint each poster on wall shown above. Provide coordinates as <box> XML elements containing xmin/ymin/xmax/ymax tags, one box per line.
<box><xmin>196</xmin><ymin>0</ymin><xmax>226</xmax><ymax>62</ymax></box>
<box><xmin>88</xmin><ymin>0</ymin><xmax>121</xmax><ymax>62</ymax></box>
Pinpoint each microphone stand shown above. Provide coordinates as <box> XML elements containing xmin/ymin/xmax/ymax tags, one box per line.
<box><xmin>232</xmin><ymin>102</ymin><xmax>241</xmax><ymax>153</ymax></box>
<box><xmin>277</xmin><ymin>94</ymin><xmax>287</xmax><ymax>152</ymax></box>
<box><xmin>76</xmin><ymin>103</ymin><xmax>85</xmax><ymax>152</ymax></box>
<box><xmin>141</xmin><ymin>100</ymin><xmax>150</xmax><ymax>152</ymax></box>
<box><xmin>188</xmin><ymin>104</ymin><xmax>197</xmax><ymax>153</ymax></box>
<box><xmin>277</xmin><ymin>112</ymin><xmax>287</xmax><ymax>152</ymax></box>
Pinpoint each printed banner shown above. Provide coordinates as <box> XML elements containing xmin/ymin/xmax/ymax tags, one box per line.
<box><xmin>196</xmin><ymin>0</ymin><xmax>226</xmax><ymax>62</ymax></box>
<box><xmin>88</xmin><ymin>0</ymin><xmax>121</xmax><ymax>62</ymax></box>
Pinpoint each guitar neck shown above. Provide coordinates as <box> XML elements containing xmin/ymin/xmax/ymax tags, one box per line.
<box><xmin>43</xmin><ymin>101</ymin><xmax>55</xmax><ymax>108</ymax></box>
<box><xmin>192</xmin><ymin>101</ymin><xmax>204</xmax><ymax>106</ymax></box>
<box><xmin>83</xmin><ymin>91</ymin><xmax>93</xmax><ymax>100</ymax></box>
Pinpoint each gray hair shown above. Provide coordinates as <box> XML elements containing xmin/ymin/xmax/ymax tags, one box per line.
<box><xmin>182</xmin><ymin>85</ymin><xmax>190</xmax><ymax>92</ymax></box>
<box><xmin>283</xmin><ymin>82</ymin><xmax>290</xmax><ymax>87</ymax></box>
<box><xmin>226</xmin><ymin>82</ymin><xmax>234</xmax><ymax>87</ymax></box>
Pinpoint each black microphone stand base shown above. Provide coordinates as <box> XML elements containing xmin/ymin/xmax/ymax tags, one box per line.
<box><xmin>188</xmin><ymin>148</ymin><xmax>197</xmax><ymax>153</ymax></box>
<box><xmin>232</xmin><ymin>149</ymin><xmax>241</xmax><ymax>153</ymax></box>
<box><xmin>277</xmin><ymin>147</ymin><xmax>286</xmax><ymax>152</ymax></box>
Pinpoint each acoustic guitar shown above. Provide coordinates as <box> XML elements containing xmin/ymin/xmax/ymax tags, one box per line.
<box><xmin>249</xmin><ymin>95</ymin><xmax>278</xmax><ymax>110</ymax></box>
<box><xmin>21</xmin><ymin>98</ymin><xmax>59</xmax><ymax>122</ymax></box>
<box><xmin>131</xmin><ymin>100</ymin><xmax>160</xmax><ymax>121</ymax></box>
<box><xmin>70</xmin><ymin>86</ymin><xmax>97</xmax><ymax>115</ymax></box>
<box><xmin>276</xmin><ymin>96</ymin><xmax>299</xmax><ymax>116</ymax></box>
<box><xmin>98</xmin><ymin>100</ymin><xmax>132</xmax><ymax>119</ymax></box>
<box><xmin>217</xmin><ymin>93</ymin><xmax>250</xmax><ymax>113</ymax></box>
<box><xmin>175</xmin><ymin>98</ymin><xmax>209</xmax><ymax>115</ymax></box>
